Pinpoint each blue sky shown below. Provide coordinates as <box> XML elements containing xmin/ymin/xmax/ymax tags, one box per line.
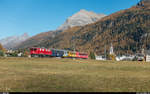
<box><xmin>0</xmin><ymin>0</ymin><xmax>139</xmax><ymax>39</ymax></box>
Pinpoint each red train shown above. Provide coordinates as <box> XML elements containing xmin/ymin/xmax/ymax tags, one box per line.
<box><xmin>30</xmin><ymin>48</ymin><xmax>52</xmax><ymax>57</ymax></box>
<box><xmin>30</xmin><ymin>47</ymin><xmax>88</xmax><ymax>59</ymax></box>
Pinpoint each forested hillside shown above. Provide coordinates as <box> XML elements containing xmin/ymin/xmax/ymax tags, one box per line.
<box><xmin>15</xmin><ymin>10</ymin><xmax>105</xmax><ymax>50</ymax></box>
<box><xmin>16</xmin><ymin>0</ymin><xmax>150</xmax><ymax>55</ymax></box>
<box><xmin>37</xmin><ymin>1</ymin><xmax>150</xmax><ymax>55</ymax></box>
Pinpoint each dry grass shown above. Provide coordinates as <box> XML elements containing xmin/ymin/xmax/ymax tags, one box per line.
<box><xmin>0</xmin><ymin>57</ymin><xmax>150</xmax><ymax>92</ymax></box>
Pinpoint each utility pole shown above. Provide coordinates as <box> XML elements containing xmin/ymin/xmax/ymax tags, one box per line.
<box><xmin>72</xmin><ymin>36</ymin><xmax>76</xmax><ymax>60</ymax></box>
<box><xmin>73</xmin><ymin>42</ymin><xmax>76</xmax><ymax>53</ymax></box>
<box><xmin>146</xmin><ymin>33</ymin><xmax>148</xmax><ymax>51</ymax></box>
<box><xmin>72</xmin><ymin>36</ymin><xmax>76</xmax><ymax>53</ymax></box>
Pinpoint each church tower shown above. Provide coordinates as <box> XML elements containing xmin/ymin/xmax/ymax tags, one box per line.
<box><xmin>109</xmin><ymin>43</ymin><xmax>116</xmax><ymax>61</ymax></box>
<box><xmin>110</xmin><ymin>43</ymin><xmax>114</xmax><ymax>55</ymax></box>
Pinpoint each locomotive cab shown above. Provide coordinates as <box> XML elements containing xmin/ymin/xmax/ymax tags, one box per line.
<box><xmin>30</xmin><ymin>48</ymin><xmax>37</xmax><ymax>54</ymax></box>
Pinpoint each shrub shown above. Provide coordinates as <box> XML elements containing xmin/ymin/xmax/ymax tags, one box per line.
<box><xmin>89</xmin><ymin>52</ymin><xmax>96</xmax><ymax>59</ymax></box>
<box><xmin>0</xmin><ymin>50</ymin><xmax>4</xmax><ymax>56</ymax></box>
<box><xmin>11</xmin><ymin>53</ymin><xmax>18</xmax><ymax>57</ymax></box>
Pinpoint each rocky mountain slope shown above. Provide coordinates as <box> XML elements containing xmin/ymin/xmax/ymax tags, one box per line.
<box><xmin>0</xmin><ymin>33</ymin><xmax>30</xmax><ymax>49</ymax></box>
<box><xmin>14</xmin><ymin>31</ymin><xmax>60</xmax><ymax>50</ymax></box>
<box><xmin>57</xmin><ymin>9</ymin><xmax>106</xmax><ymax>31</ymax></box>
<box><xmin>15</xmin><ymin>9</ymin><xmax>105</xmax><ymax>50</ymax></box>
<box><xmin>27</xmin><ymin>0</ymin><xmax>150</xmax><ymax>55</ymax></box>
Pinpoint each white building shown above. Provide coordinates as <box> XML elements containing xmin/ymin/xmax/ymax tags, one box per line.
<box><xmin>7</xmin><ymin>50</ymin><xmax>14</xmax><ymax>53</ymax></box>
<box><xmin>145</xmin><ymin>50</ymin><xmax>150</xmax><ymax>62</ymax></box>
<box><xmin>116</xmin><ymin>55</ymin><xmax>135</xmax><ymax>61</ymax></box>
<box><xmin>146</xmin><ymin>55</ymin><xmax>150</xmax><ymax>62</ymax></box>
<box><xmin>96</xmin><ymin>56</ymin><xmax>106</xmax><ymax>61</ymax></box>
<box><xmin>18</xmin><ymin>53</ymin><xmax>23</xmax><ymax>57</ymax></box>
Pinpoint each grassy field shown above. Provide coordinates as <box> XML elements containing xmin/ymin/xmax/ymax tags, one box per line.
<box><xmin>0</xmin><ymin>57</ymin><xmax>150</xmax><ymax>92</ymax></box>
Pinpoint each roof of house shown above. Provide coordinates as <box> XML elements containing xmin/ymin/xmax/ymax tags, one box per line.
<box><xmin>145</xmin><ymin>50</ymin><xmax>150</xmax><ymax>55</ymax></box>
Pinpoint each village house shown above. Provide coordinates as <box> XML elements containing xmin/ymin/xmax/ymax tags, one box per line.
<box><xmin>145</xmin><ymin>50</ymin><xmax>150</xmax><ymax>62</ymax></box>
<box><xmin>116</xmin><ymin>55</ymin><xmax>135</xmax><ymax>61</ymax></box>
<box><xmin>96</xmin><ymin>55</ymin><xmax>106</xmax><ymax>61</ymax></box>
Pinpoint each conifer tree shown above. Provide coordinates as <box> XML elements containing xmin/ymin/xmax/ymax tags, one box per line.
<box><xmin>89</xmin><ymin>52</ymin><xmax>96</xmax><ymax>59</ymax></box>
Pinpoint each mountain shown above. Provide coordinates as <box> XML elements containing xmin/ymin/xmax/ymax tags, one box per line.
<box><xmin>14</xmin><ymin>31</ymin><xmax>59</xmax><ymax>50</ymax></box>
<box><xmin>16</xmin><ymin>0</ymin><xmax>150</xmax><ymax>55</ymax></box>
<box><xmin>15</xmin><ymin>9</ymin><xmax>106</xmax><ymax>49</ymax></box>
<box><xmin>0</xmin><ymin>33</ymin><xmax>30</xmax><ymax>49</ymax></box>
<box><xmin>25</xmin><ymin>0</ymin><xmax>150</xmax><ymax>55</ymax></box>
<box><xmin>57</xmin><ymin>9</ymin><xmax>106</xmax><ymax>31</ymax></box>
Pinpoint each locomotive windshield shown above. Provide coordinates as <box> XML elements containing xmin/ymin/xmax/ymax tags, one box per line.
<box><xmin>31</xmin><ymin>48</ymin><xmax>37</xmax><ymax>51</ymax></box>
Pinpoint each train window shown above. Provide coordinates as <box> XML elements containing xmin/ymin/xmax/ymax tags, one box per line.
<box><xmin>79</xmin><ymin>53</ymin><xmax>87</xmax><ymax>56</ymax></box>
<box><xmin>31</xmin><ymin>48</ymin><xmax>37</xmax><ymax>51</ymax></box>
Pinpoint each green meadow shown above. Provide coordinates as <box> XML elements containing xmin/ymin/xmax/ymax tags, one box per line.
<box><xmin>0</xmin><ymin>57</ymin><xmax>150</xmax><ymax>92</ymax></box>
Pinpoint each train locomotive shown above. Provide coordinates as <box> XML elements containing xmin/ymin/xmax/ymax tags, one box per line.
<box><xmin>30</xmin><ymin>47</ymin><xmax>88</xmax><ymax>59</ymax></box>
